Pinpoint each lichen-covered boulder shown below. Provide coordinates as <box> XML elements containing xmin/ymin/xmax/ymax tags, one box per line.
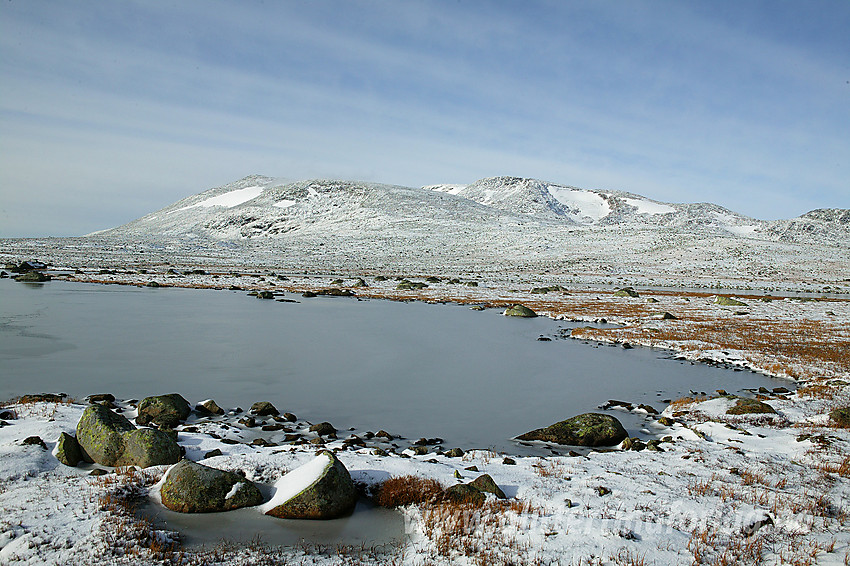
<box><xmin>613</xmin><ymin>287</ymin><xmax>639</xmax><ymax>298</ymax></box>
<box><xmin>76</xmin><ymin>404</ymin><xmax>136</xmax><ymax>465</ymax></box>
<box><xmin>444</xmin><ymin>483</ymin><xmax>485</xmax><ymax>505</ymax></box>
<box><xmin>726</xmin><ymin>398</ymin><xmax>776</xmax><ymax>415</ymax></box>
<box><xmin>14</xmin><ymin>271</ymin><xmax>51</xmax><ymax>282</ymax></box>
<box><xmin>715</xmin><ymin>296</ymin><xmax>748</xmax><ymax>306</ymax></box>
<box><xmin>517</xmin><ymin>413</ymin><xmax>628</xmax><ymax>446</ymax></box>
<box><xmin>263</xmin><ymin>451</ymin><xmax>357</xmax><ymax>520</ymax></box>
<box><xmin>160</xmin><ymin>459</ymin><xmax>264</xmax><ymax>513</ymax></box>
<box><xmin>55</xmin><ymin>432</ymin><xmax>82</xmax><ymax>466</ymax></box>
<box><xmin>137</xmin><ymin>394</ymin><xmax>191</xmax><ymax>428</ymax></box>
<box><xmin>75</xmin><ymin>404</ymin><xmax>180</xmax><ymax>468</ymax></box>
<box><xmin>120</xmin><ymin>428</ymin><xmax>181</xmax><ymax>468</ymax></box>
<box><xmin>504</xmin><ymin>304</ymin><xmax>537</xmax><ymax>317</ymax></box>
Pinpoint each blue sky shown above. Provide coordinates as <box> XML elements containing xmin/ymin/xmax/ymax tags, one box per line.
<box><xmin>1</xmin><ymin>0</ymin><xmax>848</xmax><ymax>237</ymax></box>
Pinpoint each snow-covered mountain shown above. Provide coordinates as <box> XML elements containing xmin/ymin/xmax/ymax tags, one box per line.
<box><xmin>69</xmin><ymin>174</ymin><xmax>849</xmax><ymax>285</ymax></box>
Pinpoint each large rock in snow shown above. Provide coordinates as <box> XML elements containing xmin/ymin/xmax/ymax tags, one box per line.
<box><xmin>136</xmin><ymin>393</ymin><xmax>191</xmax><ymax>428</ymax></box>
<box><xmin>504</xmin><ymin>304</ymin><xmax>537</xmax><ymax>317</ymax></box>
<box><xmin>262</xmin><ymin>451</ymin><xmax>357</xmax><ymax>520</ymax></box>
<box><xmin>55</xmin><ymin>432</ymin><xmax>82</xmax><ymax>466</ymax></box>
<box><xmin>75</xmin><ymin>404</ymin><xmax>180</xmax><ymax>467</ymax></box>
<box><xmin>517</xmin><ymin>413</ymin><xmax>628</xmax><ymax>446</ymax></box>
<box><xmin>160</xmin><ymin>459</ymin><xmax>264</xmax><ymax>513</ymax></box>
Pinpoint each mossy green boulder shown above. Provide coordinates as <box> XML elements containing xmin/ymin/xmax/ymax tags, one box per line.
<box><xmin>715</xmin><ymin>296</ymin><xmax>748</xmax><ymax>306</ymax></box>
<box><xmin>517</xmin><ymin>413</ymin><xmax>628</xmax><ymax>446</ymax></box>
<box><xmin>75</xmin><ymin>404</ymin><xmax>180</xmax><ymax>467</ymax></box>
<box><xmin>55</xmin><ymin>432</ymin><xmax>83</xmax><ymax>466</ymax></box>
<box><xmin>444</xmin><ymin>483</ymin><xmax>486</xmax><ymax>505</ymax></box>
<box><xmin>137</xmin><ymin>393</ymin><xmax>191</xmax><ymax>428</ymax></box>
<box><xmin>160</xmin><ymin>459</ymin><xmax>264</xmax><ymax>513</ymax></box>
<box><xmin>614</xmin><ymin>287</ymin><xmax>639</xmax><ymax>298</ymax></box>
<box><xmin>469</xmin><ymin>474</ymin><xmax>506</xmax><ymax>499</ymax></box>
<box><xmin>264</xmin><ymin>451</ymin><xmax>357</xmax><ymax>520</ymax></box>
<box><xmin>726</xmin><ymin>398</ymin><xmax>776</xmax><ymax>415</ymax></box>
<box><xmin>504</xmin><ymin>304</ymin><xmax>537</xmax><ymax>317</ymax></box>
<box><xmin>14</xmin><ymin>271</ymin><xmax>51</xmax><ymax>282</ymax></box>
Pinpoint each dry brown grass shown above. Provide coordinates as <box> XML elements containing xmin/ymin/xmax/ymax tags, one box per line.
<box><xmin>372</xmin><ymin>475</ymin><xmax>445</xmax><ymax>507</ymax></box>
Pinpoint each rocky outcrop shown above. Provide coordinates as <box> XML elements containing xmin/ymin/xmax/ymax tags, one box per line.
<box><xmin>160</xmin><ymin>459</ymin><xmax>264</xmax><ymax>513</ymax></box>
<box><xmin>75</xmin><ymin>404</ymin><xmax>180</xmax><ymax>468</ymax></box>
<box><xmin>250</xmin><ymin>401</ymin><xmax>279</xmax><ymax>416</ymax></box>
<box><xmin>263</xmin><ymin>451</ymin><xmax>357</xmax><ymax>520</ymax></box>
<box><xmin>517</xmin><ymin>413</ymin><xmax>628</xmax><ymax>446</ymax></box>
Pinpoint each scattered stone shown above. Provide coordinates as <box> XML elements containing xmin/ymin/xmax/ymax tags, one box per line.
<box><xmin>264</xmin><ymin>451</ymin><xmax>358</xmax><ymax>520</ymax></box>
<box><xmin>160</xmin><ymin>459</ymin><xmax>264</xmax><ymax>513</ymax></box>
<box><xmin>195</xmin><ymin>399</ymin><xmax>225</xmax><ymax>415</ymax></box>
<box><xmin>411</xmin><ymin>446</ymin><xmax>429</xmax><ymax>455</ymax></box>
<box><xmin>454</xmin><ymin>470</ymin><xmax>463</xmax><ymax>479</ymax></box>
<box><xmin>19</xmin><ymin>393</ymin><xmax>65</xmax><ymax>403</ymax></box>
<box><xmin>89</xmin><ymin>469</ymin><xmax>107</xmax><ymax>477</ymax></box>
<box><xmin>375</xmin><ymin>430</ymin><xmax>393</xmax><ymax>440</ymax></box>
<box><xmin>517</xmin><ymin>413</ymin><xmax>628</xmax><ymax>447</ymax></box>
<box><xmin>637</xmin><ymin>404</ymin><xmax>659</xmax><ymax>415</ymax></box>
<box><xmin>658</xmin><ymin>416</ymin><xmax>677</xmax><ymax>426</ymax></box>
<box><xmin>372</xmin><ymin>448</ymin><xmax>388</xmax><ymax>457</ymax></box>
<box><xmin>250</xmin><ymin>401</ymin><xmax>280</xmax><ymax>416</ymax></box>
<box><xmin>773</xmin><ymin>387</ymin><xmax>791</xmax><ymax>394</ymax></box>
<box><xmin>596</xmin><ymin>486</ymin><xmax>611</xmax><ymax>496</ymax></box>
<box><xmin>502</xmin><ymin>457</ymin><xmax>516</xmax><ymax>465</ymax></box>
<box><xmin>302</xmin><ymin>291</ymin><xmax>317</xmax><ymax>298</ymax></box>
<box><xmin>470</xmin><ymin>474</ymin><xmax>506</xmax><ymax>499</ymax></box>
<box><xmin>22</xmin><ymin>436</ymin><xmax>47</xmax><ymax>449</ymax></box>
<box><xmin>741</xmin><ymin>512</ymin><xmax>774</xmax><ymax>536</ymax></box>
<box><xmin>257</xmin><ymin>291</ymin><xmax>275</xmax><ymax>299</ymax></box>
<box><xmin>87</xmin><ymin>394</ymin><xmax>116</xmax><ymax>404</ymax></box>
<box><xmin>621</xmin><ymin>437</ymin><xmax>645</xmax><ymax>451</ymax></box>
<box><xmin>239</xmin><ymin>416</ymin><xmax>257</xmax><ymax>428</ymax></box>
<box><xmin>203</xmin><ymin>449</ymin><xmax>223</xmax><ymax>459</ymax></box>
<box><xmin>645</xmin><ymin>440</ymin><xmax>664</xmax><ymax>452</ymax></box>
<box><xmin>726</xmin><ymin>398</ymin><xmax>777</xmax><ymax>415</ymax></box>
<box><xmin>504</xmin><ymin>304</ymin><xmax>537</xmax><ymax>317</ymax></box>
<box><xmin>0</xmin><ymin>410</ymin><xmax>16</xmax><ymax>420</ymax></box>
<box><xmin>309</xmin><ymin>422</ymin><xmax>337</xmax><ymax>436</ymax></box>
<box><xmin>137</xmin><ymin>394</ymin><xmax>191</xmax><ymax>428</ymax></box>
<box><xmin>55</xmin><ymin>432</ymin><xmax>83</xmax><ymax>466</ymax></box>
<box><xmin>444</xmin><ymin>448</ymin><xmax>464</xmax><ymax>458</ymax></box>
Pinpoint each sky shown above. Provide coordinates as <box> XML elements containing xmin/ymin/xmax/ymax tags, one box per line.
<box><xmin>1</xmin><ymin>1</ymin><xmax>849</xmax><ymax>237</ymax></box>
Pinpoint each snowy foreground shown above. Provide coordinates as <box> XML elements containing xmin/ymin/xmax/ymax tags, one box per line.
<box><xmin>1</xmin><ymin>382</ymin><xmax>848</xmax><ymax>565</ymax></box>
<box><xmin>1</xmin><ymin>259</ymin><xmax>849</xmax><ymax>564</ymax></box>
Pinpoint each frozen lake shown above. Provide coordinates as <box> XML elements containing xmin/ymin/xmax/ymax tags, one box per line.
<box><xmin>0</xmin><ymin>278</ymin><xmax>788</xmax><ymax>453</ymax></box>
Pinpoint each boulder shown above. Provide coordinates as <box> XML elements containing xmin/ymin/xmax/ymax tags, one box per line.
<box><xmin>613</xmin><ymin>287</ymin><xmax>639</xmax><ymax>298</ymax></box>
<box><xmin>75</xmin><ymin>404</ymin><xmax>180</xmax><ymax>468</ymax></box>
<box><xmin>309</xmin><ymin>422</ymin><xmax>337</xmax><ymax>436</ymax></box>
<box><xmin>160</xmin><ymin>459</ymin><xmax>264</xmax><ymax>513</ymax></box>
<box><xmin>504</xmin><ymin>304</ymin><xmax>537</xmax><ymax>317</ymax></box>
<box><xmin>263</xmin><ymin>451</ymin><xmax>357</xmax><ymax>520</ymax></box>
<box><xmin>195</xmin><ymin>399</ymin><xmax>225</xmax><ymax>416</ymax></box>
<box><xmin>444</xmin><ymin>483</ymin><xmax>485</xmax><ymax>505</ymax></box>
<box><xmin>137</xmin><ymin>394</ymin><xmax>191</xmax><ymax>428</ymax></box>
<box><xmin>55</xmin><ymin>432</ymin><xmax>83</xmax><ymax>466</ymax></box>
<box><xmin>250</xmin><ymin>401</ymin><xmax>279</xmax><ymax>416</ymax></box>
<box><xmin>76</xmin><ymin>404</ymin><xmax>136</xmax><ymax>465</ymax></box>
<box><xmin>726</xmin><ymin>398</ymin><xmax>777</xmax><ymax>415</ymax></box>
<box><xmin>121</xmin><ymin>428</ymin><xmax>182</xmax><ymax>468</ymax></box>
<box><xmin>517</xmin><ymin>413</ymin><xmax>628</xmax><ymax>446</ymax></box>
<box><xmin>14</xmin><ymin>271</ymin><xmax>51</xmax><ymax>282</ymax></box>
<box><xmin>828</xmin><ymin>406</ymin><xmax>850</xmax><ymax>427</ymax></box>
<box><xmin>715</xmin><ymin>296</ymin><xmax>748</xmax><ymax>307</ymax></box>
<box><xmin>469</xmin><ymin>474</ymin><xmax>506</xmax><ymax>499</ymax></box>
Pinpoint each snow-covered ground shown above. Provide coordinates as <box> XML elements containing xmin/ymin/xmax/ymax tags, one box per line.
<box><xmin>1</xmin><ymin>384</ymin><xmax>847</xmax><ymax>565</ymax></box>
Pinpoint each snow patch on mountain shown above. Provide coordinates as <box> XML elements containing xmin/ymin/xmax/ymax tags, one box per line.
<box><xmin>621</xmin><ymin>197</ymin><xmax>676</xmax><ymax>215</ymax></box>
<box><xmin>175</xmin><ymin>185</ymin><xmax>265</xmax><ymax>212</ymax></box>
